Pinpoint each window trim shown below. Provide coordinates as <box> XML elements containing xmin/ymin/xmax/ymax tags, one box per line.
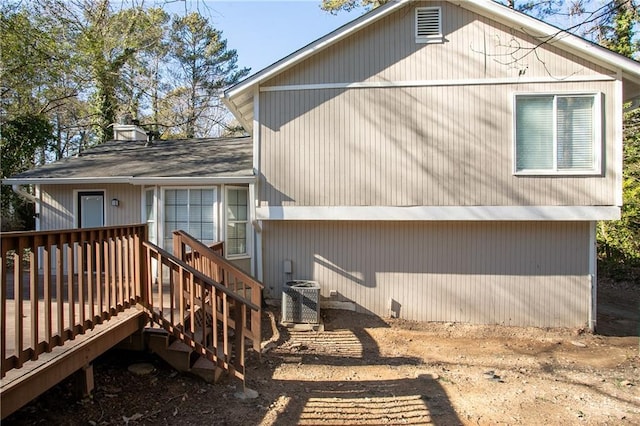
<box><xmin>415</xmin><ymin>6</ymin><xmax>443</xmax><ymax>44</ymax></box>
<box><xmin>143</xmin><ymin>187</ymin><xmax>158</xmax><ymax>245</ymax></box>
<box><xmin>225</xmin><ymin>186</ymin><xmax>250</xmax><ymax>259</ymax></box>
<box><xmin>512</xmin><ymin>92</ymin><xmax>603</xmax><ymax>176</ymax></box>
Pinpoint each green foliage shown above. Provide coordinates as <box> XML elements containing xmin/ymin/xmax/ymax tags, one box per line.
<box><xmin>2</xmin><ymin>1</ymin><xmax>246</xmax><ymax>161</ymax></box>
<box><xmin>596</xmin><ymin>1</ymin><xmax>640</xmax><ymax>267</ymax></box>
<box><xmin>0</xmin><ymin>114</ymin><xmax>53</xmax><ymax>230</ymax></box>
<box><xmin>0</xmin><ymin>114</ymin><xmax>53</xmax><ymax>177</ymax></box>
<box><xmin>599</xmin><ymin>1</ymin><xmax>640</xmax><ymax>58</ymax></box>
<box><xmin>598</xmin><ymin>107</ymin><xmax>640</xmax><ymax>266</ymax></box>
<box><xmin>0</xmin><ymin>6</ymin><xmax>62</xmax><ymax>116</ymax></box>
<box><xmin>320</xmin><ymin>0</ymin><xmax>388</xmax><ymax>14</ymax></box>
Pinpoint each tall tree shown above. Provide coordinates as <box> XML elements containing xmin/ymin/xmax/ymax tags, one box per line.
<box><xmin>36</xmin><ymin>0</ymin><xmax>167</xmax><ymax>142</ymax></box>
<box><xmin>163</xmin><ymin>12</ymin><xmax>249</xmax><ymax>138</ymax></box>
<box><xmin>596</xmin><ymin>0</ymin><xmax>639</xmax><ymax>57</ymax></box>
<box><xmin>118</xmin><ymin>7</ymin><xmax>170</xmax><ymax>129</ymax></box>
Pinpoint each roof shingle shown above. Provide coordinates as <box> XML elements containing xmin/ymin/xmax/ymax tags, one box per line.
<box><xmin>7</xmin><ymin>137</ymin><xmax>253</xmax><ymax>182</ymax></box>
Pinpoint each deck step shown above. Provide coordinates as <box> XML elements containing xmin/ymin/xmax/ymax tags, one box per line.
<box><xmin>153</xmin><ymin>340</ymin><xmax>193</xmax><ymax>372</ymax></box>
<box><xmin>191</xmin><ymin>357</ymin><xmax>224</xmax><ymax>383</ymax></box>
<box><xmin>146</xmin><ymin>330</ymin><xmax>170</xmax><ymax>354</ymax></box>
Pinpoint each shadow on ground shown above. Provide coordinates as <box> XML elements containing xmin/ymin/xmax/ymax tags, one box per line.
<box><xmin>256</xmin><ymin>309</ymin><xmax>462</xmax><ymax>425</ymax></box>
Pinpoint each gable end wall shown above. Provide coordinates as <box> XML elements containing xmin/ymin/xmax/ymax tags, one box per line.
<box><xmin>258</xmin><ymin>1</ymin><xmax>619</xmax><ymax>208</ymax></box>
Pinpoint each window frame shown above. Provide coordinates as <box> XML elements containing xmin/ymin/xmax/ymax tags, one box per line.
<box><xmin>225</xmin><ymin>186</ymin><xmax>250</xmax><ymax>259</ymax></box>
<box><xmin>143</xmin><ymin>187</ymin><xmax>158</xmax><ymax>245</ymax></box>
<box><xmin>512</xmin><ymin>92</ymin><xmax>603</xmax><ymax>176</ymax></box>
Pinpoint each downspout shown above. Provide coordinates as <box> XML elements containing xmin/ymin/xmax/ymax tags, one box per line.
<box><xmin>12</xmin><ymin>184</ymin><xmax>38</xmax><ymax>203</ymax></box>
<box><xmin>588</xmin><ymin>221</ymin><xmax>597</xmax><ymax>332</ymax></box>
<box><xmin>11</xmin><ymin>183</ymin><xmax>41</xmax><ymax>231</ymax></box>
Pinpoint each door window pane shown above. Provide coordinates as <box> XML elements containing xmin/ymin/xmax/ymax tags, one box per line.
<box><xmin>79</xmin><ymin>191</ymin><xmax>104</xmax><ymax>228</ymax></box>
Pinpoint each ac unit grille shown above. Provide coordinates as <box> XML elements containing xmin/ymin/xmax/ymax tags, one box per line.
<box><xmin>282</xmin><ymin>280</ymin><xmax>320</xmax><ymax>324</ymax></box>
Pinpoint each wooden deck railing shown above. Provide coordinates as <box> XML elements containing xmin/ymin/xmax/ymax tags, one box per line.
<box><xmin>143</xmin><ymin>241</ymin><xmax>260</xmax><ymax>381</ymax></box>
<box><xmin>172</xmin><ymin>230</ymin><xmax>263</xmax><ymax>353</ymax></box>
<box><xmin>0</xmin><ymin>225</ymin><xmax>147</xmax><ymax>377</ymax></box>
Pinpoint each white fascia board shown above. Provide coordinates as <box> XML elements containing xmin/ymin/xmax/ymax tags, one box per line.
<box><xmin>460</xmin><ymin>0</ymin><xmax>640</xmax><ymax>82</ymax></box>
<box><xmin>223</xmin><ymin>0</ymin><xmax>407</xmax><ymax>100</ymax></box>
<box><xmin>129</xmin><ymin>176</ymin><xmax>256</xmax><ymax>185</ymax></box>
<box><xmin>2</xmin><ymin>177</ymin><xmax>134</xmax><ymax>185</ymax></box>
<box><xmin>2</xmin><ymin>176</ymin><xmax>256</xmax><ymax>186</ymax></box>
<box><xmin>256</xmin><ymin>206</ymin><xmax>621</xmax><ymax>221</ymax></box>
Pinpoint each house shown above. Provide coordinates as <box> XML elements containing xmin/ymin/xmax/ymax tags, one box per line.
<box><xmin>5</xmin><ymin>130</ymin><xmax>256</xmax><ymax>274</ymax></box>
<box><xmin>6</xmin><ymin>0</ymin><xmax>640</xmax><ymax>329</ymax></box>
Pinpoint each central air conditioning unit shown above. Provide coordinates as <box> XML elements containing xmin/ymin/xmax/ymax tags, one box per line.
<box><xmin>281</xmin><ymin>280</ymin><xmax>320</xmax><ymax>324</ymax></box>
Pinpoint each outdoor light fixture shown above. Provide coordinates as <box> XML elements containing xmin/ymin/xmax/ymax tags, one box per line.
<box><xmin>111</xmin><ymin>198</ymin><xmax>120</xmax><ymax>207</ymax></box>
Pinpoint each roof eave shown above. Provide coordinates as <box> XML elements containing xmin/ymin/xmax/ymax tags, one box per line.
<box><xmin>2</xmin><ymin>175</ymin><xmax>257</xmax><ymax>186</ymax></box>
<box><xmin>221</xmin><ymin>94</ymin><xmax>253</xmax><ymax>135</ymax></box>
<box><xmin>460</xmin><ymin>0</ymin><xmax>640</xmax><ymax>82</ymax></box>
<box><xmin>222</xmin><ymin>0</ymin><xmax>409</xmax><ymax>130</ymax></box>
<box><xmin>224</xmin><ymin>0</ymin><xmax>640</xmax><ymax>119</ymax></box>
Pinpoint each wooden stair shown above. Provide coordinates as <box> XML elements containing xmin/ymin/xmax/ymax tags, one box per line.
<box><xmin>145</xmin><ymin>327</ymin><xmax>225</xmax><ymax>383</ymax></box>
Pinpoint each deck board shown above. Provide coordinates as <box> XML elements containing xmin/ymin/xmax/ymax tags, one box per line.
<box><xmin>1</xmin><ymin>307</ymin><xmax>146</xmax><ymax>418</ymax></box>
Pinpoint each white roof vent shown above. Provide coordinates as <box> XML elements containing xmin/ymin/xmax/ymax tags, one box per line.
<box><xmin>415</xmin><ymin>7</ymin><xmax>443</xmax><ymax>44</ymax></box>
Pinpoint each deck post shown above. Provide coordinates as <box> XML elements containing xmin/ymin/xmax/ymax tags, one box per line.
<box><xmin>73</xmin><ymin>363</ymin><xmax>95</xmax><ymax>399</ymax></box>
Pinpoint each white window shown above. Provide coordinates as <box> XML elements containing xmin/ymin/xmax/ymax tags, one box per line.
<box><xmin>226</xmin><ymin>187</ymin><xmax>248</xmax><ymax>257</ymax></box>
<box><xmin>415</xmin><ymin>7</ymin><xmax>442</xmax><ymax>44</ymax></box>
<box><xmin>514</xmin><ymin>93</ymin><xmax>601</xmax><ymax>174</ymax></box>
<box><xmin>163</xmin><ymin>188</ymin><xmax>217</xmax><ymax>252</ymax></box>
<box><xmin>144</xmin><ymin>188</ymin><xmax>157</xmax><ymax>245</ymax></box>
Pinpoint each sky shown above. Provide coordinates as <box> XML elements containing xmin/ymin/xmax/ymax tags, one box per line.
<box><xmin>164</xmin><ymin>1</ymin><xmax>364</xmax><ymax>75</ymax></box>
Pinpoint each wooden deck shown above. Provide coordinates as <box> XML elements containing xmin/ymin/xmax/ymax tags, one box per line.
<box><xmin>1</xmin><ymin>226</ymin><xmax>263</xmax><ymax>419</ymax></box>
<box><xmin>1</xmin><ymin>305</ymin><xmax>146</xmax><ymax>417</ymax></box>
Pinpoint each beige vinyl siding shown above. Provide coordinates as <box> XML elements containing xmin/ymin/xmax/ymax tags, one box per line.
<box><xmin>260</xmin><ymin>80</ymin><xmax>616</xmax><ymax>207</ymax></box>
<box><xmin>264</xmin><ymin>1</ymin><xmax>612</xmax><ymax>87</ymax></box>
<box><xmin>258</xmin><ymin>0</ymin><xmax>619</xmax><ymax>208</ymax></box>
<box><xmin>262</xmin><ymin>221</ymin><xmax>590</xmax><ymax>327</ymax></box>
<box><xmin>40</xmin><ymin>184</ymin><xmax>142</xmax><ymax>230</ymax></box>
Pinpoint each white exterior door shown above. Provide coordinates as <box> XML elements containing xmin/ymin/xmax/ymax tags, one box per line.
<box><xmin>79</xmin><ymin>191</ymin><xmax>104</xmax><ymax>228</ymax></box>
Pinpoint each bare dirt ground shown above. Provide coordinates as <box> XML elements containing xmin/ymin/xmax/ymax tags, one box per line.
<box><xmin>4</xmin><ymin>273</ymin><xmax>639</xmax><ymax>425</ymax></box>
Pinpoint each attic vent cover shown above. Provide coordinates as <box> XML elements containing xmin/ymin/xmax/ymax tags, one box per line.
<box><xmin>415</xmin><ymin>7</ymin><xmax>442</xmax><ymax>43</ymax></box>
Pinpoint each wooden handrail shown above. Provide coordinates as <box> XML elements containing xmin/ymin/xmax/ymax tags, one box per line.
<box><xmin>1</xmin><ymin>224</ymin><xmax>147</xmax><ymax>377</ymax></box>
<box><xmin>1</xmin><ymin>224</ymin><xmax>260</xmax><ymax>387</ymax></box>
<box><xmin>142</xmin><ymin>242</ymin><xmax>259</xmax><ymax>311</ymax></box>
<box><xmin>142</xmin><ymin>241</ymin><xmax>259</xmax><ymax>381</ymax></box>
<box><xmin>173</xmin><ymin>230</ymin><xmax>264</xmax><ymax>290</ymax></box>
<box><xmin>172</xmin><ymin>230</ymin><xmax>263</xmax><ymax>353</ymax></box>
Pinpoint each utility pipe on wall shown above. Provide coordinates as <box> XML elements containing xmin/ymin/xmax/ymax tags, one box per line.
<box><xmin>12</xmin><ymin>184</ymin><xmax>38</xmax><ymax>203</ymax></box>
